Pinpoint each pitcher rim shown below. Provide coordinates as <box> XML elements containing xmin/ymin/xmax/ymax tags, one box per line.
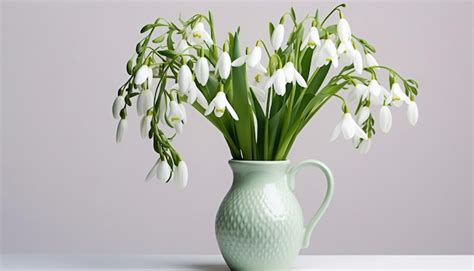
<box><xmin>229</xmin><ymin>159</ymin><xmax>290</xmax><ymax>165</ymax></box>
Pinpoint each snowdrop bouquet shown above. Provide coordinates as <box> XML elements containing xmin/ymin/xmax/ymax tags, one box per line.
<box><xmin>112</xmin><ymin>4</ymin><xmax>419</xmax><ymax>188</ymax></box>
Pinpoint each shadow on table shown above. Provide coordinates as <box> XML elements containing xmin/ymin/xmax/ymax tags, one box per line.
<box><xmin>182</xmin><ymin>263</ymin><xmax>230</xmax><ymax>271</ymax></box>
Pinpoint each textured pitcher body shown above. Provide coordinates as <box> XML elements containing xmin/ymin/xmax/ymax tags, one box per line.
<box><xmin>215</xmin><ymin>161</ymin><xmax>305</xmax><ymax>270</ymax></box>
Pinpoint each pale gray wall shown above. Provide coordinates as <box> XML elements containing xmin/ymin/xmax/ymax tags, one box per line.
<box><xmin>1</xmin><ymin>0</ymin><xmax>473</xmax><ymax>255</ymax></box>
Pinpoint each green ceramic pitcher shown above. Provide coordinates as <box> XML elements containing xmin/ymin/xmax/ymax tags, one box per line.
<box><xmin>215</xmin><ymin>160</ymin><xmax>334</xmax><ymax>270</ymax></box>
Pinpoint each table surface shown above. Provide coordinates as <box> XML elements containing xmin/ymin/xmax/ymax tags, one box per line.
<box><xmin>1</xmin><ymin>255</ymin><xmax>473</xmax><ymax>270</ymax></box>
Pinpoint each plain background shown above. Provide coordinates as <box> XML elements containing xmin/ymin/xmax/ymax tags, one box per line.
<box><xmin>1</xmin><ymin>0</ymin><xmax>473</xmax><ymax>255</ymax></box>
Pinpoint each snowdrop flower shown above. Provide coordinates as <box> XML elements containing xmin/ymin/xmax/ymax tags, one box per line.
<box><xmin>368</xmin><ymin>79</ymin><xmax>382</xmax><ymax>97</ymax></box>
<box><xmin>112</xmin><ymin>95</ymin><xmax>125</xmax><ymax>119</ymax></box>
<box><xmin>338</xmin><ymin>45</ymin><xmax>363</xmax><ymax>75</ymax></box>
<box><xmin>348</xmin><ymin>83</ymin><xmax>368</xmax><ymax>102</ymax></box>
<box><xmin>337</xmin><ymin>17</ymin><xmax>352</xmax><ymax>43</ymax></box>
<box><xmin>314</xmin><ymin>39</ymin><xmax>338</xmax><ymax>68</ymax></box>
<box><xmin>365</xmin><ymin>53</ymin><xmax>378</xmax><ymax>67</ymax></box>
<box><xmin>187</xmin><ymin>22</ymin><xmax>213</xmax><ymax>46</ymax></box>
<box><xmin>205</xmin><ymin>92</ymin><xmax>239</xmax><ymax>120</ymax></box>
<box><xmin>178</xmin><ymin>64</ymin><xmax>192</xmax><ymax>94</ymax></box>
<box><xmin>356</xmin><ymin>106</ymin><xmax>370</xmax><ymax>125</ymax></box>
<box><xmin>140</xmin><ymin>114</ymin><xmax>152</xmax><ymax>139</ymax></box>
<box><xmin>175</xmin><ymin>39</ymin><xmax>191</xmax><ymax>62</ymax></box>
<box><xmin>168</xmin><ymin>100</ymin><xmax>186</xmax><ymax>134</ymax></box>
<box><xmin>116</xmin><ymin>118</ymin><xmax>127</xmax><ymax>143</ymax></box>
<box><xmin>173</xmin><ymin>161</ymin><xmax>189</xmax><ymax>189</ymax></box>
<box><xmin>271</xmin><ymin>24</ymin><xmax>285</xmax><ymax>50</ymax></box>
<box><xmin>187</xmin><ymin>81</ymin><xmax>209</xmax><ymax>109</ymax></box>
<box><xmin>300</xmin><ymin>26</ymin><xmax>320</xmax><ymax>50</ymax></box>
<box><xmin>136</xmin><ymin>89</ymin><xmax>153</xmax><ymax>116</ymax></box>
<box><xmin>379</xmin><ymin>106</ymin><xmax>392</xmax><ymax>133</ymax></box>
<box><xmin>195</xmin><ymin>56</ymin><xmax>210</xmax><ymax>86</ymax></box>
<box><xmin>134</xmin><ymin>65</ymin><xmax>153</xmax><ymax>86</ymax></box>
<box><xmin>391</xmin><ymin>82</ymin><xmax>410</xmax><ymax>107</ymax></box>
<box><xmin>249</xmin><ymin>71</ymin><xmax>268</xmax><ymax>107</ymax></box>
<box><xmin>232</xmin><ymin>45</ymin><xmax>264</xmax><ymax>70</ymax></box>
<box><xmin>283</xmin><ymin>62</ymin><xmax>307</xmax><ymax>88</ymax></box>
<box><xmin>264</xmin><ymin>68</ymin><xmax>287</xmax><ymax>96</ymax></box>
<box><xmin>407</xmin><ymin>100</ymin><xmax>419</xmax><ymax>126</ymax></box>
<box><xmin>215</xmin><ymin>51</ymin><xmax>231</xmax><ymax>79</ymax></box>
<box><xmin>358</xmin><ymin>138</ymin><xmax>372</xmax><ymax>154</ymax></box>
<box><xmin>330</xmin><ymin>113</ymin><xmax>368</xmax><ymax>141</ymax></box>
<box><xmin>156</xmin><ymin>160</ymin><xmax>172</xmax><ymax>183</ymax></box>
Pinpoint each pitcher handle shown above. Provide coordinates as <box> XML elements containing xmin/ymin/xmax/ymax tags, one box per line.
<box><xmin>288</xmin><ymin>160</ymin><xmax>334</xmax><ymax>249</ymax></box>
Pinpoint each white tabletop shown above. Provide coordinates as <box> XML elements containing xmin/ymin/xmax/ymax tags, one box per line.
<box><xmin>1</xmin><ymin>255</ymin><xmax>473</xmax><ymax>270</ymax></box>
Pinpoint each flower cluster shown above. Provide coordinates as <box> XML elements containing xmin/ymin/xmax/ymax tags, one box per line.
<box><xmin>112</xmin><ymin>4</ymin><xmax>419</xmax><ymax>188</ymax></box>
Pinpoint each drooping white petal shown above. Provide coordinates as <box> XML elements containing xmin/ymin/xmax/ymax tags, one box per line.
<box><xmin>195</xmin><ymin>89</ymin><xmax>209</xmax><ymax>109</ymax></box>
<box><xmin>134</xmin><ymin>65</ymin><xmax>151</xmax><ymax>85</ymax></box>
<box><xmin>391</xmin><ymin>82</ymin><xmax>410</xmax><ymax>105</ymax></box>
<box><xmin>300</xmin><ymin>34</ymin><xmax>310</xmax><ymax>51</ymax></box>
<box><xmin>140</xmin><ymin>115</ymin><xmax>152</xmax><ymax>139</ymax></box>
<box><xmin>186</xmin><ymin>81</ymin><xmax>198</xmax><ymax>104</ymax></box>
<box><xmin>264</xmin><ymin>74</ymin><xmax>275</xmax><ymax>90</ymax></box>
<box><xmin>379</xmin><ymin>106</ymin><xmax>393</xmax><ymax>133</ymax></box>
<box><xmin>271</xmin><ymin>24</ymin><xmax>285</xmax><ymax>50</ymax></box>
<box><xmin>330</xmin><ymin>121</ymin><xmax>342</xmax><ymax>142</ymax></box>
<box><xmin>173</xmin><ymin>161</ymin><xmax>189</xmax><ymax>189</ymax></box>
<box><xmin>246</xmin><ymin>46</ymin><xmax>262</xmax><ymax>68</ymax></box>
<box><xmin>283</xmin><ymin>62</ymin><xmax>295</xmax><ymax>82</ymax></box>
<box><xmin>225</xmin><ymin>100</ymin><xmax>239</xmax><ymax>120</ymax></box>
<box><xmin>231</xmin><ymin>56</ymin><xmax>246</xmax><ymax>67</ymax></box>
<box><xmin>178</xmin><ymin>64</ymin><xmax>192</xmax><ymax>92</ymax></box>
<box><xmin>116</xmin><ymin>119</ymin><xmax>127</xmax><ymax>143</ymax></box>
<box><xmin>357</xmin><ymin>106</ymin><xmax>371</xmax><ymax>125</ymax></box>
<box><xmin>156</xmin><ymin>160</ymin><xmax>172</xmax><ymax>183</ymax></box>
<box><xmin>136</xmin><ymin>89</ymin><xmax>153</xmax><ymax>116</ymax></box>
<box><xmin>273</xmin><ymin>69</ymin><xmax>287</xmax><ymax>95</ymax></box>
<box><xmin>353</xmin><ymin>50</ymin><xmax>363</xmax><ymax>74</ymax></box>
<box><xmin>204</xmin><ymin>99</ymin><xmax>215</xmax><ymax>116</ymax></box>
<box><xmin>145</xmin><ymin>159</ymin><xmax>160</xmax><ymax>182</ymax></box>
<box><xmin>341</xmin><ymin>113</ymin><xmax>356</xmax><ymax>139</ymax></box>
<box><xmin>337</xmin><ymin>18</ymin><xmax>352</xmax><ymax>43</ymax></box>
<box><xmin>294</xmin><ymin>71</ymin><xmax>307</xmax><ymax>88</ymax></box>
<box><xmin>368</xmin><ymin>79</ymin><xmax>382</xmax><ymax>97</ymax></box>
<box><xmin>353</xmin><ymin>121</ymin><xmax>368</xmax><ymax>140</ymax></box>
<box><xmin>309</xmin><ymin>27</ymin><xmax>321</xmax><ymax>47</ymax></box>
<box><xmin>407</xmin><ymin>100</ymin><xmax>419</xmax><ymax>126</ymax></box>
<box><xmin>217</xmin><ymin>52</ymin><xmax>231</xmax><ymax>79</ymax></box>
<box><xmin>348</xmin><ymin>84</ymin><xmax>367</xmax><ymax>102</ymax></box>
<box><xmin>255</xmin><ymin>63</ymin><xmax>267</xmax><ymax>73</ymax></box>
<box><xmin>112</xmin><ymin>96</ymin><xmax>125</xmax><ymax>119</ymax></box>
<box><xmin>195</xmin><ymin>57</ymin><xmax>210</xmax><ymax>86</ymax></box>
<box><xmin>365</xmin><ymin>53</ymin><xmax>378</xmax><ymax>67</ymax></box>
<box><xmin>359</xmin><ymin>139</ymin><xmax>372</xmax><ymax>154</ymax></box>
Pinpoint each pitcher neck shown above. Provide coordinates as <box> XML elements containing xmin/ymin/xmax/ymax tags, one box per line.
<box><xmin>229</xmin><ymin>160</ymin><xmax>291</xmax><ymax>184</ymax></box>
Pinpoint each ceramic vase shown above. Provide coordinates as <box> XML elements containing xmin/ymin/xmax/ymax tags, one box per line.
<box><xmin>215</xmin><ymin>160</ymin><xmax>334</xmax><ymax>270</ymax></box>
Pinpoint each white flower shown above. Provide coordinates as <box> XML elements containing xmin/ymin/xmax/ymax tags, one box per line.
<box><xmin>348</xmin><ymin>83</ymin><xmax>368</xmax><ymax>102</ymax></box>
<box><xmin>178</xmin><ymin>64</ymin><xmax>192</xmax><ymax>94</ymax></box>
<box><xmin>365</xmin><ymin>53</ymin><xmax>378</xmax><ymax>67</ymax></box>
<box><xmin>205</xmin><ymin>92</ymin><xmax>239</xmax><ymax>120</ymax></box>
<box><xmin>337</xmin><ymin>18</ymin><xmax>352</xmax><ymax>43</ymax></box>
<box><xmin>168</xmin><ymin>100</ymin><xmax>186</xmax><ymax>134</ymax></box>
<box><xmin>338</xmin><ymin>43</ymin><xmax>363</xmax><ymax>75</ymax></box>
<box><xmin>391</xmin><ymin>83</ymin><xmax>410</xmax><ymax>107</ymax></box>
<box><xmin>330</xmin><ymin>113</ymin><xmax>368</xmax><ymax>141</ymax></box>
<box><xmin>195</xmin><ymin>57</ymin><xmax>210</xmax><ymax>86</ymax></box>
<box><xmin>115</xmin><ymin>119</ymin><xmax>127</xmax><ymax>143</ymax></box>
<box><xmin>112</xmin><ymin>95</ymin><xmax>125</xmax><ymax>119</ymax></box>
<box><xmin>368</xmin><ymin>79</ymin><xmax>382</xmax><ymax>97</ymax></box>
<box><xmin>215</xmin><ymin>51</ymin><xmax>231</xmax><ymax>79</ymax></box>
<box><xmin>300</xmin><ymin>26</ymin><xmax>320</xmax><ymax>50</ymax></box>
<box><xmin>156</xmin><ymin>160</ymin><xmax>172</xmax><ymax>183</ymax></box>
<box><xmin>136</xmin><ymin>89</ymin><xmax>153</xmax><ymax>116</ymax></box>
<box><xmin>173</xmin><ymin>161</ymin><xmax>189</xmax><ymax>189</ymax></box>
<box><xmin>264</xmin><ymin>68</ymin><xmax>287</xmax><ymax>96</ymax></box>
<box><xmin>140</xmin><ymin>114</ymin><xmax>152</xmax><ymax>139</ymax></box>
<box><xmin>283</xmin><ymin>62</ymin><xmax>307</xmax><ymax>88</ymax></box>
<box><xmin>249</xmin><ymin>71</ymin><xmax>268</xmax><ymax>108</ymax></box>
<box><xmin>187</xmin><ymin>22</ymin><xmax>213</xmax><ymax>46</ymax></box>
<box><xmin>232</xmin><ymin>45</ymin><xmax>265</xmax><ymax>72</ymax></box>
<box><xmin>358</xmin><ymin>138</ymin><xmax>372</xmax><ymax>154</ymax></box>
<box><xmin>175</xmin><ymin>39</ymin><xmax>191</xmax><ymax>62</ymax></box>
<box><xmin>271</xmin><ymin>24</ymin><xmax>285</xmax><ymax>50</ymax></box>
<box><xmin>379</xmin><ymin>106</ymin><xmax>393</xmax><ymax>133</ymax></box>
<box><xmin>407</xmin><ymin>100</ymin><xmax>418</xmax><ymax>126</ymax></box>
<box><xmin>134</xmin><ymin>65</ymin><xmax>153</xmax><ymax>86</ymax></box>
<box><xmin>187</xmin><ymin>81</ymin><xmax>209</xmax><ymax>109</ymax></box>
<box><xmin>357</xmin><ymin>106</ymin><xmax>371</xmax><ymax>125</ymax></box>
<box><xmin>314</xmin><ymin>39</ymin><xmax>338</xmax><ymax>68</ymax></box>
